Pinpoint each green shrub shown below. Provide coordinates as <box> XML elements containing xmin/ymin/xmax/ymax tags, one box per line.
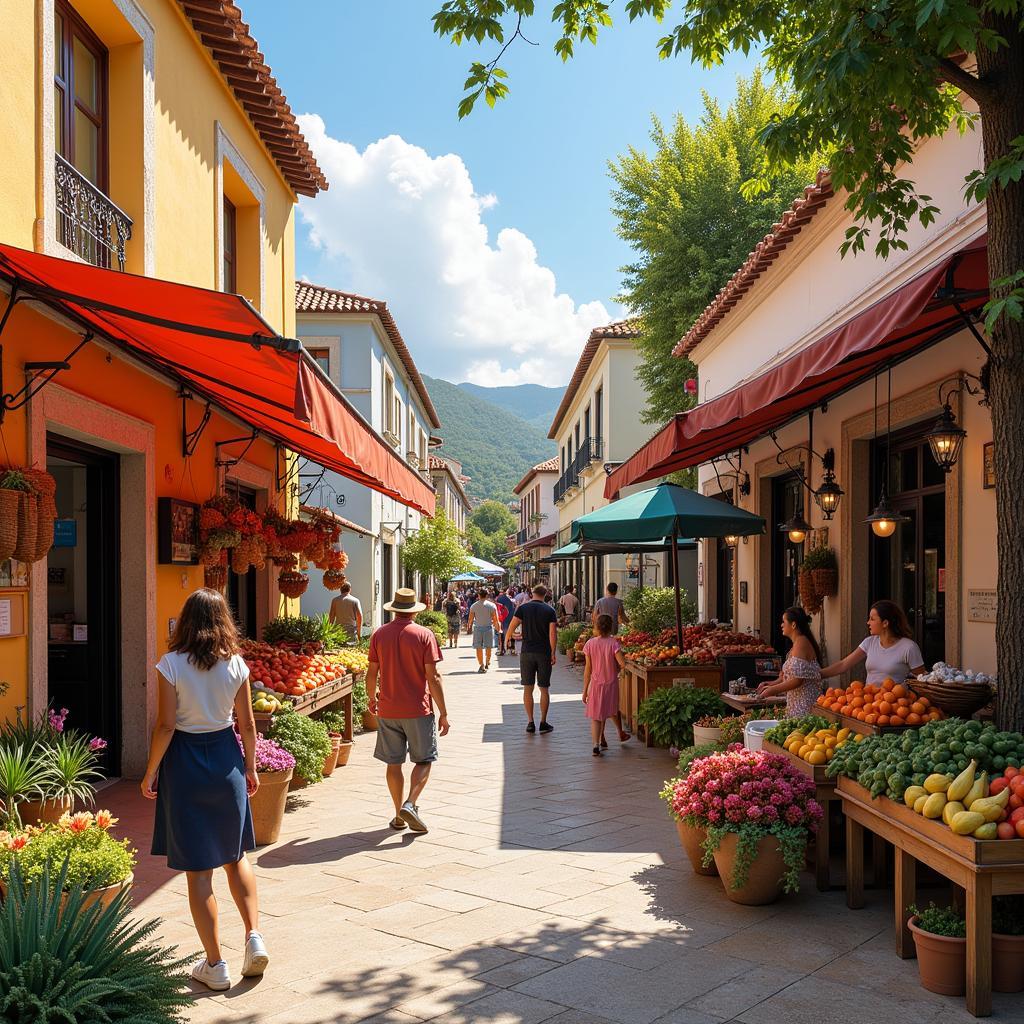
<box><xmin>415</xmin><ymin>611</ymin><xmax>449</xmax><ymax>645</ymax></box>
<box><xmin>0</xmin><ymin>860</ymin><xmax>191</xmax><ymax>1022</ymax></box>
<box><xmin>674</xmin><ymin>741</ymin><xmax>730</xmax><ymax>777</ymax></box>
<box><xmin>624</xmin><ymin>587</ymin><xmax>698</xmax><ymax>634</ymax></box>
<box><xmin>314</xmin><ymin>709</ymin><xmax>347</xmax><ymax>735</ymax></box>
<box><xmin>909</xmin><ymin>903</ymin><xmax>966</xmax><ymax>938</ymax></box>
<box><xmin>262</xmin><ymin>613</ymin><xmax>348</xmax><ymax>649</ymax></box>
<box><xmin>351</xmin><ymin>677</ymin><xmax>370</xmax><ymax>719</ymax></box>
<box><xmin>636</xmin><ymin>686</ymin><xmax>724</xmax><ymax>748</ymax></box>
<box><xmin>268</xmin><ymin>713</ymin><xmax>332</xmax><ymax>785</ymax></box>
<box><xmin>557</xmin><ymin>622</ymin><xmax>589</xmax><ymax>653</ymax></box>
<box><xmin>801</xmin><ymin>546</ymin><xmax>837</xmax><ymax>571</ymax></box>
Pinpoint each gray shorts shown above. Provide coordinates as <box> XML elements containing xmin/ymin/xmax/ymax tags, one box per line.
<box><xmin>472</xmin><ymin>625</ymin><xmax>495</xmax><ymax>649</ymax></box>
<box><xmin>374</xmin><ymin>715</ymin><xmax>438</xmax><ymax>765</ymax></box>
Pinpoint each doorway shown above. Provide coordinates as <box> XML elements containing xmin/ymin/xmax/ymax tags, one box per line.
<box><xmin>870</xmin><ymin>427</ymin><xmax>946</xmax><ymax>665</ymax></box>
<box><xmin>46</xmin><ymin>435</ymin><xmax>121</xmax><ymax>775</ymax></box>
<box><xmin>381</xmin><ymin>542</ymin><xmax>393</xmax><ymax>622</ymax></box>
<box><xmin>227</xmin><ymin>486</ymin><xmax>258</xmax><ymax>638</ymax></box>
<box><xmin>770</xmin><ymin>474</ymin><xmax>804</xmax><ymax>652</ymax></box>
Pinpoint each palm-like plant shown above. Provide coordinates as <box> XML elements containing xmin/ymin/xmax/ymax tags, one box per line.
<box><xmin>0</xmin><ymin>860</ymin><xmax>192</xmax><ymax>1022</ymax></box>
<box><xmin>0</xmin><ymin>745</ymin><xmax>47</xmax><ymax>830</ymax></box>
<box><xmin>39</xmin><ymin>732</ymin><xmax>103</xmax><ymax>806</ymax></box>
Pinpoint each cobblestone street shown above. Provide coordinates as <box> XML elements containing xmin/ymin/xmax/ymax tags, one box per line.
<box><xmin>106</xmin><ymin>645</ymin><xmax>1012</xmax><ymax>1023</ymax></box>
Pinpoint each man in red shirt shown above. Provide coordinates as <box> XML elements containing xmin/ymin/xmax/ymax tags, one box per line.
<box><xmin>366</xmin><ymin>588</ymin><xmax>450</xmax><ymax>833</ymax></box>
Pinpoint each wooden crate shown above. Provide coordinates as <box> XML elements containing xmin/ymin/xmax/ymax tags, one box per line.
<box><xmin>254</xmin><ymin>674</ymin><xmax>353</xmax><ymax>737</ymax></box>
<box><xmin>762</xmin><ymin>738</ymin><xmax>833</xmax><ymax>785</ymax></box>
<box><xmin>818</xmin><ymin>707</ymin><xmax>914</xmax><ymax>736</ymax></box>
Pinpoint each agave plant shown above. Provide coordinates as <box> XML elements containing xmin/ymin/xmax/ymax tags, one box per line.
<box><xmin>38</xmin><ymin>732</ymin><xmax>103</xmax><ymax>805</ymax></box>
<box><xmin>0</xmin><ymin>745</ymin><xmax>47</xmax><ymax>830</ymax></box>
<box><xmin>0</xmin><ymin>709</ymin><xmax>57</xmax><ymax>754</ymax></box>
<box><xmin>0</xmin><ymin>860</ymin><xmax>192</xmax><ymax>1023</ymax></box>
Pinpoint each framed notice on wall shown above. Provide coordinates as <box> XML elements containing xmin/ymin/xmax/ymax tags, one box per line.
<box><xmin>983</xmin><ymin>442</ymin><xmax>995</xmax><ymax>490</ymax></box>
<box><xmin>158</xmin><ymin>498</ymin><xmax>198</xmax><ymax>565</ymax></box>
<box><xmin>0</xmin><ymin>592</ymin><xmax>26</xmax><ymax>638</ymax></box>
<box><xmin>967</xmin><ymin>589</ymin><xmax>997</xmax><ymax>623</ymax></box>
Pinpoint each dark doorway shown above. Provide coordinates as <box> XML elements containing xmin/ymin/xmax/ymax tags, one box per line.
<box><xmin>227</xmin><ymin>487</ymin><xmax>258</xmax><ymax>638</ymax></box>
<box><xmin>870</xmin><ymin>426</ymin><xmax>946</xmax><ymax>666</ymax></box>
<box><xmin>770</xmin><ymin>474</ymin><xmax>804</xmax><ymax>652</ymax></box>
<box><xmin>711</xmin><ymin>491</ymin><xmax>735</xmax><ymax>625</ymax></box>
<box><xmin>381</xmin><ymin>542</ymin><xmax>394</xmax><ymax>622</ymax></box>
<box><xmin>46</xmin><ymin>435</ymin><xmax>121</xmax><ymax>776</ymax></box>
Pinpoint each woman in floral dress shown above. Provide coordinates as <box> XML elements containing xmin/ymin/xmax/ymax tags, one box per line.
<box><xmin>756</xmin><ymin>606</ymin><xmax>822</xmax><ymax>717</ymax></box>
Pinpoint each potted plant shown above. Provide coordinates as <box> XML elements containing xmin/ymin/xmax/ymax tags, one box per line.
<box><xmin>907</xmin><ymin>903</ymin><xmax>966</xmax><ymax>996</ymax></box>
<box><xmin>0</xmin><ymin>810</ymin><xmax>135</xmax><ymax>911</ymax></box>
<box><xmin>0</xmin><ymin>744</ymin><xmax>48</xmax><ymax>830</ymax></box>
<box><xmin>802</xmin><ymin>545</ymin><xmax>838</xmax><ymax>603</ymax></box>
<box><xmin>352</xmin><ymin>677</ymin><xmax>376</xmax><ymax>731</ymax></box>
<box><xmin>267</xmin><ymin>711</ymin><xmax>332</xmax><ymax>788</ymax></box>
<box><xmin>993</xmin><ymin>895</ymin><xmax>1024</xmax><ymax>993</ymax></box>
<box><xmin>315</xmin><ymin>709</ymin><xmax>352</xmax><ymax>769</ymax></box>
<box><xmin>636</xmin><ymin>686</ymin><xmax>724</xmax><ymax>750</ymax></box>
<box><xmin>666</xmin><ymin>747</ymin><xmax>822</xmax><ymax>904</ymax></box>
<box><xmin>22</xmin><ymin>732</ymin><xmax>103</xmax><ymax>825</ymax></box>
<box><xmin>242</xmin><ymin>734</ymin><xmax>295</xmax><ymax>845</ymax></box>
<box><xmin>691</xmin><ymin>714</ymin><xmax>724</xmax><ymax>746</ymax></box>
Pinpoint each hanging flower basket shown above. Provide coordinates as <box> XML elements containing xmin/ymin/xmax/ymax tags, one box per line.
<box><xmin>278</xmin><ymin>569</ymin><xmax>309</xmax><ymax>599</ymax></box>
<box><xmin>12</xmin><ymin>491</ymin><xmax>39</xmax><ymax>564</ymax></box>
<box><xmin>0</xmin><ymin>487</ymin><xmax>20</xmax><ymax>562</ymax></box>
<box><xmin>798</xmin><ymin>569</ymin><xmax>821</xmax><ymax>614</ymax></box>
<box><xmin>323</xmin><ymin>569</ymin><xmax>347</xmax><ymax>591</ymax></box>
<box><xmin>204</xmin><ymin>562</ymin><xmax>228</xmax><ymax>590</ymax></box>
<box><xmin>811</xmin><ymin>568</ymin><xmax>838</xmax><ymax>600</ymax></box>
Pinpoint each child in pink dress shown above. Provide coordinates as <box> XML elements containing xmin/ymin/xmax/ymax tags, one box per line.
<box><xmin>582</xmin><ymin>614</ymin><xmax>631</xmax><ymax>757</ymax></box>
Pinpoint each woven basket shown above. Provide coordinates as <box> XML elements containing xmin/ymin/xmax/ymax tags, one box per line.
<box><xmin>911</xmin><ymin>678</ymin><xmax>993</xmax><ymax>718</ymax></box>
<box><xmin>0</xmin><ymin>488</ymin><xmax>19</xmax><ymax>562</ymax></box>
<box><xmin>812</xmin><ymin>568</ymin><xmax>838</xmax><ymax>600</ymax></box>
<box><xmin>12</xmin><ymin>492</ymin><xmax>38</xmax><ymax>563</ymax></box>
<box><xmin>798</xmin><ymin>569</ymin><xmax>821</xmax><ymax>614</ymax></box>
<box><xmin>32</xmin><ymin>494</ymin><xmax>57</xmax><ymax>561</ymax></box>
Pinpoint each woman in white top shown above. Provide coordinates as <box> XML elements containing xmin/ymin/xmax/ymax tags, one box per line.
<box><xmin>141</xmin><ymin>588</ymin><xmax>266</xmax><ymax>993</ymax></box>
<box><xmin>821</xmin><ymin>600</ymin><xmax>926</xmax><ymax>685</ymax></box>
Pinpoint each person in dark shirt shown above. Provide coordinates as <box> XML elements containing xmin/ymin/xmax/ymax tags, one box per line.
<box><xmin>505</xmin><ymin>583</ymin><xmax>558</xmax><ymax>734</ymax></box>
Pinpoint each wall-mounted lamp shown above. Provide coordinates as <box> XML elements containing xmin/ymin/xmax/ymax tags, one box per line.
<box><xmin>864</xmin><ymin>369</ymin><xmax>909</xmax><ymax>539</ymax></box>
<box><xmin>813</xmin><ymin>449</ymin><xmax>843</xmax><ymax>520</ymax></box>
<box><xmin>925</xmin><ymin>373</ymin><xmax>983</xmax><ymax>473</ymax></box>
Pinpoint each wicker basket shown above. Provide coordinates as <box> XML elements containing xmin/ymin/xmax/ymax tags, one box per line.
<box><xmin>911</xmin><ymin>678</ymin><xmax>993</xmax><ymax>718</ymax></box>
<box><xmin>0</xmin><ymin>488</ymin><xmax>19</xmax><ymax>562</ymax></box>
<box><xmin>798</xmin><ymin>569</ymin><xmax>821</xmax><ymax>614</ymax></box>
<box><xmin>812</xmin><ymin>568</ymin><xmax>838</xmax><ymax>600</ymax></box>
<box><xmin>12</xmin><ymin>491</ymin><xmax>38</xmax><ymax>563</ymax></box>
<box><xmin>32</xmin><ymin>494</ymin><xmax>57</xmax><ymax>561</ymax></box>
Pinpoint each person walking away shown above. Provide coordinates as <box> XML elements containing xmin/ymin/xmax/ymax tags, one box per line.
<box><xmin>366</xmin><ymin>588</ymin><xmax>450</xmax><ymax>833</ymax></box>
<box><xmin>505</xmin><ymin>583</ymin><xmax>558</xmax><ymax>733</ymax></box>
<box><xmin>328</xmin><ymin>582</ymin><xmax>363</xmax><ymax>643</ymax></box>
<box><xmin>582</xmin><ymin>613</ymin><xmax>631</xmax><ymax>756</ymax></box>
<box><xmin>467</xmin><ymin>588</ymin><xmax>501</xmax><ymax>672</ymax></box>
<box><xmin>513</xmin><ymin>585</ymin><xmax>529</xmax><ymax>611</ymax></box>
<box><xmin>559</xmin><ymin>584</ymin><xmax>579</xmax><ymax>625</ymax></box>
<box><xmin>756</xmin><ymin>606</ymin><xmax>822</xmax><ymax>717</ymax></box>
<box><xmin>142</xmin><ymin>588</ymin><xmax>266</xmax><ymax>992</ymax></box>
<box><xmin>443</xmin><ymin>591</ymin><xmax>461</xmax><ymax>649</ymax></box>
<box><xmin>592</xmin><ymin>582</ymin><xmax>629</xmax><ymax>635</ymax></box>
<box><xmin>495</xmin><ymin>587</ymin><xmax>516</xmax><ymax>655</ymax></box>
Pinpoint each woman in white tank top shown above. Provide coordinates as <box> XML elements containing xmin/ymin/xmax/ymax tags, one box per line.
<box><xmin>821</xmin><ymin>600</ymin><xmax>926</xmax><ymax>685</ymax></box>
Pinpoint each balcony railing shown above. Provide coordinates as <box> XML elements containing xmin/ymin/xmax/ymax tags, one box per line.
<box><xmin>55</xmin><ymin>154</ymin><xmax>132</xmax><ymax>271</ymax></box>
<box><xmin>517</xmin><ymin>528</ymin><xmax>529</xmax><ymax>545</ymax></box>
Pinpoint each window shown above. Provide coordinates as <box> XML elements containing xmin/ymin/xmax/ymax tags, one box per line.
<box><xmin>575</xmin><ymin>421</ymin><xmax>581</xmax><ymax>450</ymax></box>
<box><xmin>561</xmin><ymin>446</ymin><xmax>566</xmax><ymax>472</ymax></box>
<box><xmin>306</xmin><ymin>347</ymin><xmax>330</xmax><ymax>375</ymax></box>
<box><xmin>595</xmin><ymin>385</ymin><xmax>603</xmax><ymax>442</ymax></box>
<box><xmin>54</xmin><ymin>1</ymin><xmax>108</xmax><ymax>188</ymax></box>
<box><xmin>584</xmin><ymin>405</ymin><xmax>591</xmax><ymax>442</ymax></box>
<box><xmin>222</xmin><ymin>197</ymin><xmax>237</xmax><ymax>293</ymax></box>
<box><xmin>384</xmin><ymin>372</ymin><xmax>397</xmax><ymax>439</ymax></box>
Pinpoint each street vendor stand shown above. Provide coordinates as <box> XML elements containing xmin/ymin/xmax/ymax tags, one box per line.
<box><xmin>623</xmin><ymin>661</ymin><xmax>724</xmax><ymax>742</ymax></box>
<box><xmin>253</xmin><ymin>672</ymin><xmax>358</xmax><ymax>741</ymax></box>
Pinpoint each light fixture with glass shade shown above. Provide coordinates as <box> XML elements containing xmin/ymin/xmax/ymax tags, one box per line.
<box><xmin>813</xmin><ymin>448</ymin><xmax>843</xmax><ymax>520</ymax></box>
<box><xmin>925</xmin><ymin>373</ymin><xmax>983</xmax><ymax>473</ymax></box>
<box><xmin>865</xmin><ymin>368</ymin><xmax>910</xmax><ymax>539</ymax></box>
<box><xmin>723</xmin><ymin>533</ymin><xmax>740</xmax><ymax>548</ymax></box>
<box><xmin>779</xmin><ymin>509</ymin><xmax>812</xmax><ymax>545</ymax></box>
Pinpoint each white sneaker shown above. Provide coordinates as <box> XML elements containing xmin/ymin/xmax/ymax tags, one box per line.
<box><xmin>192</xmin><ymin>958</ymin><xmax>231</xmax><ymax>991</ymax></box>
<box><xmin>241</xmin><ymin>931</ymin><xmax>269</xmax><ymax>977</ymax></box>
<box><xmin>400</xmin><ymin>801</ymin><xmax>428</xmax><ymax>833</ymax></box>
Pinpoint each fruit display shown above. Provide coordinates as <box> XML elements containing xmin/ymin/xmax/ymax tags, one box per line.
<box><xmin>826</xmin><ymin>716</ymin><xmax>1024</xmax><ymax>800</ymax></box>
<box><xmin>573</xmin><ymin>628</ymin><xmax>594</xmax><ymax>656</ymax></box>
<box><xmin>621</xmin><ymin>625</ymin><xmax>773</xmax><ymax>667</ymax></box>
<box><xmin>816</xmin><ymin>677</ymin><xmax>944</xmax><ymax>726</ymax></box>
<box><xmin>241</xmin><ymin>639</ymin><xmax>353</xmax><ymax>698</ymax></box>
<box><xmin>915</xmin><ymin>661</ymin><xmax>995</xmax><ymax>686</ymax></box>
<box><xmin>329</xmin><ymin>648</ymin><xmax>369</xmax><ymax>676</ymax></box>
<box><xmin>764</xmin><ymin>715</ymin><xmax>835</xmax><ymax>746</ymax></box>
<box><xmin>776</xmin><ymin>719</ymin><xmax>864</xmax><ymax>765</ymax></box>
<box><xmin>252</xmin><ymin>689</ymin><xmax>285</xmax><ymax>715</ymax></box>
<box><xmin>901</xmin><ymin>760</ymin><xmax>1024</xmax><ymax>840</ymax></box>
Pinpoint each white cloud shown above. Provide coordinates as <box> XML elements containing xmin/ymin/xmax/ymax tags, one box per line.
<box><xmin>296</xmin><ymin>115</ymin><xmax>615</xmax><ymax>387</ymax></box>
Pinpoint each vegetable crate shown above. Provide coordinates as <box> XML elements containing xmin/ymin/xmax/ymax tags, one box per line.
<box><xmin>623</xmin><ymin>662</ymin><xmax>723</xmax><ymax>745</ymax></box>
<box><xmin>254</xmin><ymin>674</ymin><xmax>353</xmax><ymax>738</ymax></box>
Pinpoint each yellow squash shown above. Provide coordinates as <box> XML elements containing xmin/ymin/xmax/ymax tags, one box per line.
<box><xmin>949</xmin><ymin>810</ymin><xmax>986</xmax><ymax>835</ymax></box>
<box><xmin>969</xmin><ymin>788</ymin><xmax>1010</xmax><ymax>823</ymax></box>
<box><xmin>942</xmin><ymin>800</ymin><xmax>966</xmax><ymax>826</ymax></box>
<box><xmin>913</xmin><ymin>795</ymin><xmax>929</xmax><ymax>815</ymax></box>
<box><xmin>904</xmin><ymin>785</ymin><xmax>928</xmax><ymax>808</ymax></box>
<box><xmin>923</xmin><ymin>773</ymin><xmax>954</xmax><ymax>794</ymax></box>
<box><xmin>947</xmin><ymin>760</ymin><xmax>977</xmax><ymax>803</ymax></box>
<box><xmin>963</xmin><ymin>772</ymin><xmax>989</xmax><ymax>809</ymax></box>
<box><xmin>973</xmin><ymin>822</ymin><xmax>998</xmax><ymax>840</ymax></box>
<box><xmin>922</xmin><ymin>792</ymin><xmax>947</xmax><ymax>819</ymax></box>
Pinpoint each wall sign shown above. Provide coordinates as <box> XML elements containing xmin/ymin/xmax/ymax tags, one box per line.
<box><xmin>53</xmin><ymin>519</ymin><xmax>78</xmax><ymax>547</ymax></box>
<box><xmin>157</xmin><ymin>498</ymin><xmax>198</xmax><ymax>565</ymax></box>
<box><xmin>967</xmin><ymin>589</ymin><xmax>997</xmax><ymax>623</ymax></box>
<box><xmin>0</xmin><ymin>593</ymin><xmax>26</xmax><ymax>637</ymax></box>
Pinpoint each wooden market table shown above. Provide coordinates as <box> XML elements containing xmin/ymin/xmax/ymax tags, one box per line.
<box><xmin>621</xmin><ymin>662</ymin><xmax>723</xmax><ymax>745</ymax></box>
<box><xmin>763</xmin><ymin>738</ymin><xmax>838</xmax><ymax>892</ymax></box>
<box><xmin>254</xmin><ymin>673</ymin><xmax>354</xmax><ymax>741</ymax></box>
<box><xmin>838</xmin><ymin>775</ymin><xmax>1024</xmax><ymax>1017</ymax></box>
<box><xmin>719</xmin><ymin>693</ymin><xmax>785</xmax><ymax>715</ymax></box>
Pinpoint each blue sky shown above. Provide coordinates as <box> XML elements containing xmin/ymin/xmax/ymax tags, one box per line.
<box><xmin>244</xmin><ymin>1</ymin><xmax>757</xmax><ymax>385</ymax></box>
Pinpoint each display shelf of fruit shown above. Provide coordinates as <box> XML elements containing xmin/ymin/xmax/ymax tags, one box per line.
<box><xmin>252</xmin><ymin>689</ymin><xmax>285</xmax><ymax>715</ymax></box>
<box><xmin>241</xmin><ymin>640</ymin><xmax>352</xmax><ymax>698</ymax></box>
<box><xmin>816</xmin><ymin>678</ymin><xmax>944</xmax><ymax>729</ymax></box>
<box><xmin>328</xmin><ymin>648</ymin><xmax>369</xmax><ymax>676</ymax></box>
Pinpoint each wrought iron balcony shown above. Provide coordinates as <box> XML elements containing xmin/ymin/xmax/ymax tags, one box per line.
<box><xmin>554</xmin><ymin>464</ymin><xmax>579</xmax><ymax>504</ymax></box>
<box><xmin>55</xmin><ymin>154</ymin><xmax>132</xmax><ymax>271</ymax></box>
<box><xmin>517</xmin><ymin>528</ymin><xmax>529</xmax><ymax>545</ymax></box>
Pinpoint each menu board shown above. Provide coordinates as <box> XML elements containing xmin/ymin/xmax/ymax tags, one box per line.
<box><xmin>967</xmin><ymin>589</ymin><xmax>997</xmax><ymax>623</ymax></box>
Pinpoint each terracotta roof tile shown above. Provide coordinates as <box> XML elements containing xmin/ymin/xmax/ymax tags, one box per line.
<box><xmin>295</xmin><ymin>281</ymin><xmax>441</xmax><ymax>429</ymax></box>
<box><xmin>177</xmin><ymin>2</ymin><xmax>327</xmax><ymax>197</ymax></box>
<box><xmin>513</xmin><ymin>456</ymin><xmax>560</xmax><ymax>495</ymax></box>
<box><xmin>548</xmin><ymin>319</ymin><xmax>640</xmax><ymax>438</ymax></box>
<box><xmin>674</xmin><ymin>170</ymin><xmax>833</xmax><ymax>357</ymax></box>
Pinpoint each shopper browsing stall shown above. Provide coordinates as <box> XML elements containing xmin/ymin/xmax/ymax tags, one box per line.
<box><xmin>820</xmin><ymin>599</ymin><xmax>926</xmax><ymax>685</ymax></box>
<box><xmin>756</xmin><ymin>607</ymin><xmax>822</xmax><ymax>716</ymax></box>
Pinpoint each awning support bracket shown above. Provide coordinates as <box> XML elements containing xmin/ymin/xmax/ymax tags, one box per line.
<box><xmin>275</xmin><ymin>445</ymin><xmax>305</xmax><ymax>493</ymax></box>
<box><xmin>298</xmin><ymin>465</ymin><xmax>326</xmax><ymax>500</ymax></box>
<box><xmin>180</xmin><ymin>389</ymin><xmax>212</xmax><ymax>458</ymax></box>
<box><xmin>215</xmin><ymin>431</ymin><xmax>258</xmax><ymax>469</ymax></box>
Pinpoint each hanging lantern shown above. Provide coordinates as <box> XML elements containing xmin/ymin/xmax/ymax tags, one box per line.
<box><xmin>814</xmin><ymin>472</ymin><xmax>844</xmax><ymax>520</ymax></box>
<box><xmin>723</xmin><ymin>534</ymin><xmax>740</xmax><ymax>549</ymax></box>
<box><xmin>926</xmin><ymin>404</ymin><xmax>967</xmax><ymax>473</ymax></box>
<box><xmin>864</xmin><ymin>489</ymin><xmax>909</xmax><ymax>538</ymax></box>
<box><xmin>779</xmin><ymin>510</ymin><xmax>811</xmax><ymax>545</ymax></box>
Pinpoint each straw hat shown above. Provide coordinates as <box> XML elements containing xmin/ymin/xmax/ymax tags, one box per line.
<box><xmin>382</xmin><ymin>587</ymin><xmax>426</xmax><ymax>614</ymax></box>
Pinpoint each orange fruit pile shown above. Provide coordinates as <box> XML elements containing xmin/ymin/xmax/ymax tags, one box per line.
<box><xmin>816</xmin><ymin>678</ymin><xmax>944</xmax><ymax>727</ymax></box>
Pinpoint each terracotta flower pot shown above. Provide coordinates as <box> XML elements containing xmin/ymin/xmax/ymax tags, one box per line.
<box><xmin>0</xmin><ymin>874</ymin><xmax>133</xmax><ymax>914</ymax></box>
<box><xmin>908</xmin><ymin>917</ymin><xmax>966</xmax><ymax>996</ymax></box>
<box><xmin>19</xmin><ymin>796</ymin><xmax>73</xmax><ymax>826</ymax></box>
<box><xmin>993</xmin><ymin>933</ymin><xmax>1024</xmax><ymax>994</ymax></box>
<box><xmin>712</xmin><ymin>831</ymin><xmax>787</xmax><ymax>905</ymax></box>
<box><xmin>334</xmin><ymin>737</ymin><xmax>353</xmax><ymax>767</ymax></box>
<box><xmin>250</xmin><ymin>768</ymin><xmax>293</xmax><ymax>844</ymax></box>
<box><xmin>692</xmin><ymin>726</ymin><xmax>723</xmax><ymax>746</ymax></box>
<box><xmin>675</xmin><ymin>819</ymin><xmax>718</xmax><ymax>876</ymax></box>
<box><xmin>322</xmin><ymin>735</ymin><xmax>342</xmax><ymax>778</ymax></box>
<box><xmin>361</xmin><ymin>711</ymin><xmax>378</xmax><ymax>731</ymax></box>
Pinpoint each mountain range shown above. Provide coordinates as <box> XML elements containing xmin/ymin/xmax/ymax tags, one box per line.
<box><xmin>422</xmin><ymin>376</ymin><xmax>561</xmax><ymax>503</ymax></box>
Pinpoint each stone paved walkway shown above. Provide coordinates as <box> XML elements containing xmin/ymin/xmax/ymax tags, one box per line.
<box><xmin>106</xmin><ymin>644</ymin><xmax>1014</xmax><ymax>1023</ymax></box>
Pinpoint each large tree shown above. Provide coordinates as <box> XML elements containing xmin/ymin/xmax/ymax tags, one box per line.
<box><xmin>401</xmin><ymin>510</ymin><xmax>473</xmax><ymax>582</ymax></box>
<box><xmin>609</xmin><ymin>72</ymin><xmax>820</xmax><ymax>425</ymax></box>
<box><xmin>467</xmin><ymin>500</ymin><xmax>518</xmax><ymax>564</ymax></box>
<box><xmin>432</xmin><ymin>1</ymin><xmax>1024</xmax><ymax>730</ymax></box>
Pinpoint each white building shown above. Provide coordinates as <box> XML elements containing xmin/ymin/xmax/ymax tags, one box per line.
<box><xmin>428</xmin><ymin>455</ymin><xmax>470</xmax><ymax>534</ymax></box>
<box><xmin>295</xmin><ymin>282</ymin><xmax>441</xmax><ymax>630</ymax></box>
<box><xmin>509</xmin><ymin>457</ymin><xmax>559</xmax><ymax>582</ymax></box>
<box><xmin>549</xmin><ymin>321</ymin><xmax>698</xmax><ymax>608</ymax></box>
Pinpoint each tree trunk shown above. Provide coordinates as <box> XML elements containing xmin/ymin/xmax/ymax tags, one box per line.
<box><xmin>978</xmin><ymin>18</ymin><xmax>1024</xmax><ymax>731</ymax></box>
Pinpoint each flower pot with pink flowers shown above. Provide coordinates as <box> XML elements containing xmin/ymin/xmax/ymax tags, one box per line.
<box><xmin>664</xmin><ymin>747</ymin><xmax>822</xmax><ymax>904</ymax></box>
<box><xmin>240</xmin><ymin>734</ymin><xmax>295</xmax><ymax>845</ymax></box>
<box><xmin>0</xmin><ymin>809</ymin><xmax>135</xmax><ymax>910</ymax></box>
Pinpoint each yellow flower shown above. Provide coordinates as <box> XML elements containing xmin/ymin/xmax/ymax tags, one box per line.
<box><xmin>57</xmin><ymin>812</ymin><xmax>73</xmax><ymax>829</ymax></box>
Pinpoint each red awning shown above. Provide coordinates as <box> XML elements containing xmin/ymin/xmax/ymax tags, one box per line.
<box><xmin>606</xmin><ymin>235</ymin><xmax>988</xmax><ymax>499</ymax></box>
<box><xmin>0</xmin><ymin>245</ymin><xmax>435</xmax><ymax>516</ymax></box>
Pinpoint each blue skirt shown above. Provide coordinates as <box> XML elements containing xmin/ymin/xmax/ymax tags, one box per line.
<box><xmin>152</xmin><ymin>727</ymin><xmax>255</xmax><ymax>872</ymax></box>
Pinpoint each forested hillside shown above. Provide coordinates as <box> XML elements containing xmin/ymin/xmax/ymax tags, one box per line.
<box><xmin>456</xmin><ymin>381</ymin><xmax>563</xmax><ymax>433</ymax></box>
<box><xmin>422</xmin><ymin>375</ymin><xmax>557</xmax><ymax>502</ymax></box>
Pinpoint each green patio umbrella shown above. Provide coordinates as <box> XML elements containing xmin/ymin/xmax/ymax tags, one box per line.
<box><xmin>570</xmin><ymin>482</ymin><xmax>765</xmax><ymax>645</ymax></box>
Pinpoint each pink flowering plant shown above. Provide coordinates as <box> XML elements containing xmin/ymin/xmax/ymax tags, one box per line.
<box><xmin>240</xmin><ymin>734</ymin><xmax>296</xmax><ymax>774</ymax></box>
<box><xmin>0</xmin><ymin>810</ymin><xmax>135</xmax><ymax>893</ymax></box>
<box><xmin>661</xmin><ymin>748</ymin><xmax>822</xmax><ymax>892</ymax></box>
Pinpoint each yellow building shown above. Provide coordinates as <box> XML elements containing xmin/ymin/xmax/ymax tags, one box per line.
<box><xmin>0</xmin><ymin>1</ymin><xmax>431</xmax><ymax>778</ymax></box>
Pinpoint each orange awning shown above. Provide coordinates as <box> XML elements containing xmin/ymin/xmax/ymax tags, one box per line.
<box><xmin>0</xmin><ymin>245</ymin><xmax>435</xmax><ymax>516</ymax></box>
